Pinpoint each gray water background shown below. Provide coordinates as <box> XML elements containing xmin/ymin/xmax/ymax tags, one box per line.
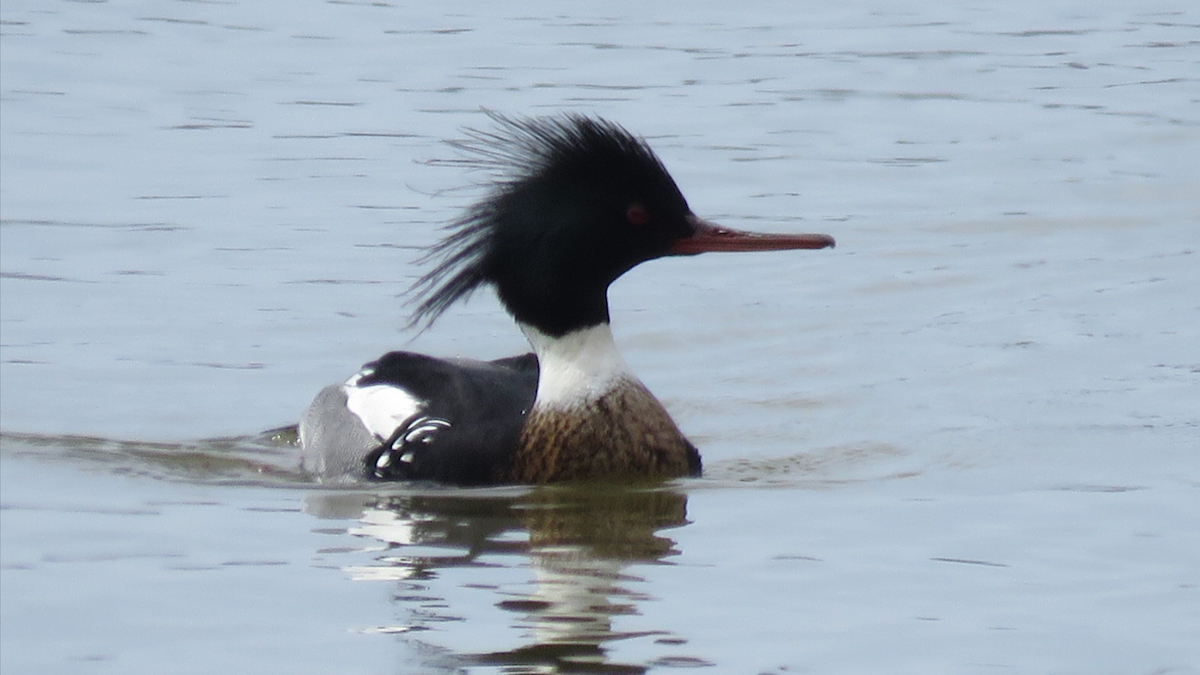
<box><xmin>2</xmin><ymin>1</ymin><xmax>1198</xmax><ymax>673</ymax></box>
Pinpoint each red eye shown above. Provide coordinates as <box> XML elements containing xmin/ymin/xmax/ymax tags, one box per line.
<box><xmin>626</xmin><ymin>203</ymin><xmax>650</xmax><ymax>225</ymax></box>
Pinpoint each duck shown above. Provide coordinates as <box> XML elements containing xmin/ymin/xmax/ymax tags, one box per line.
<box><xmin>299</xmin><ymin>112</ymin><xmax>835</xmax><ymax>484</ymax></box>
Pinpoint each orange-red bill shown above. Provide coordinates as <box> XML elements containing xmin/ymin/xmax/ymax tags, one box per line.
<box><xmin>669</xmin><ymin>216</ymin><xmax>836</xmax><ymax>255</ymax></box>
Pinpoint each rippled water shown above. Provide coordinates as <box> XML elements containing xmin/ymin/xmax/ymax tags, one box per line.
<box><xmin>2</xmin><ymin>1</ymin><xmax>1198</xmax><ymax>673</ymax></box>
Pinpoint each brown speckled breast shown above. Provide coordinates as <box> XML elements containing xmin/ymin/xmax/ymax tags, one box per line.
<box><xmin>506</xmin><ymin>378</ymin><xmax>700</xmax><ymax>484</ymax></box>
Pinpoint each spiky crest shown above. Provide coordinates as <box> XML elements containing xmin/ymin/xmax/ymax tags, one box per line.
<box><xmin>407</xmin><ymin>111</ymin><xmax>677</xmax><ymax>330</ymax></box>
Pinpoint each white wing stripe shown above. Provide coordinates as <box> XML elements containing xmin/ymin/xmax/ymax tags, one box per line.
<box><xmin>344</xmin><ymin>383</ymin><xmax>423</xmax><ymax>441</ymax></box>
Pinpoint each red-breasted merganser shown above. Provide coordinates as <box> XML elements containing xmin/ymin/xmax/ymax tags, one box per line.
<box><xmin>300</xmin><ymin>112</ymin><xmax>835</xmax><ymax>485</ymax></box>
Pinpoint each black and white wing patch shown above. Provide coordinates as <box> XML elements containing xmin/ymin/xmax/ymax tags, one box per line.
<box><xmin>366</xmin><ymin>415</ymin><xmax>452</xmax><ymax>480</ymax></box>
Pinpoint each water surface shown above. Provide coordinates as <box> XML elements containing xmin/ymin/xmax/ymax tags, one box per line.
<box><xmin>2</xmin><ymin>1</ymin><xmax>1198</xmax><ymax>673</ymax></box>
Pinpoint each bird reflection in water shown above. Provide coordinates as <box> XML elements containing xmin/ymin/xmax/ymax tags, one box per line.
<box><xmin>305</xmin><ymin>485</ymin><xmax>693</xmax><ymax>674</ymax></box>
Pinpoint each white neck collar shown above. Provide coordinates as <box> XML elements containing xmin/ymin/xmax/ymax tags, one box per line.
<box><xmin>520</xmin><ymin>323</ymin><xmax>633</xmax><ymax>409</ymax></box>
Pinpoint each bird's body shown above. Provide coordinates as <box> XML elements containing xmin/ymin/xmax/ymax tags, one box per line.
<box><xmin>299</xmin><ymin>113</ymin><xmax>833</xmax><ymax>485</ymax></box>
